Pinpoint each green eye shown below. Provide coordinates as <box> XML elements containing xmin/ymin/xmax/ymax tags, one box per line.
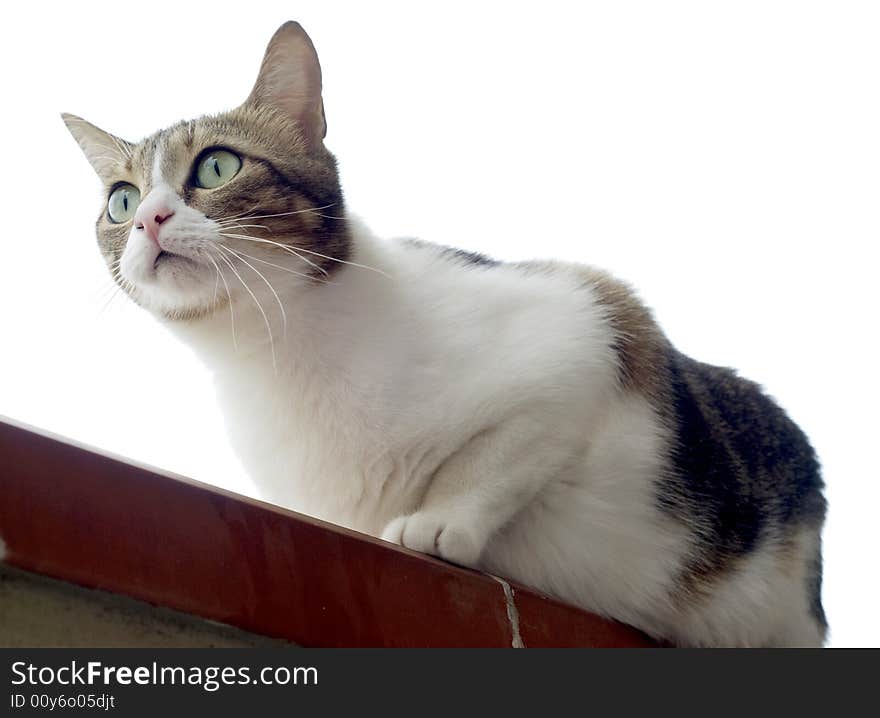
<box><xmin>195</xmin><ymin>150</ymin><xmax>242</xmax><ymax>189</ymax></box>
<box><xmin>107</xmin><ymin>184</ymin><xmax>141</xmax><ymax>223</ymax></box>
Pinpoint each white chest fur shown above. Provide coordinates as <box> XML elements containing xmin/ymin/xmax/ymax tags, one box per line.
<box><xmin>175</xmin><ymin>221</ymin><xmax>617</xmax><ymax>524</ymax></box>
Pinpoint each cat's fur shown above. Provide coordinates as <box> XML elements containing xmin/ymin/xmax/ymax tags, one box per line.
<box><xmin>64</xmin><ymin>22</ymin><xmax>826</xmax><ymax>646</ymax></box>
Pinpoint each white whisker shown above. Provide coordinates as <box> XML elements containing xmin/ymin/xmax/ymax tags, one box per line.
<box><xmin>214</xmin><ymin>249</ymin><xmax>277</xmax><ymax>371</ymax></box>
<box><xmin>217</xmin><ymin>243</ymin><xmax>288</xmax><ymax>335</ymax></box>
<box><xmin>304</xmin><ymin>211</ymin><xmax>347</xmax><ymax>220</ymax></box>
<box><xmin>285</xmin><ymin>243</ymin><xmax>390</xmax><ymax>278</ymax></box>
<box><xmin>219</xmin><ymin>232</ymin><xmax>329</xmax><ymax>277</ymax></box>
<box><xmin>211</xmin><ymin>260</ymin><xmax>220</xmax><ymax>307</ymax></box>
<box><xmin>218</xmin><ymin>244</ymin><xmax>333</xmax><ymax>284</ymax></box>
<box><xmin>212</xmin><ymin>203</ymin><xmax>337</xmax><ymax>225</ymax></box>
<box><xmin>219</xmin><ymin>229</ymin><xmax>387</xmax><ymax>278</ymax></box>
<box><xmin>215</xmin><ymin>222</ymin><xmax>271</xmax><ymax>232</ymax></box>
<box><xmin>97</xmin><ymin>285</ymin><xmax>123</xmax><ymax>316</ymax></box>
<box><xmin>206</xmin><ymin>254</ymin><xmax>237</xmax><ymax>351</ymax></box>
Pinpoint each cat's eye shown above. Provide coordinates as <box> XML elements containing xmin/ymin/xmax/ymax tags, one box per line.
<box><xmin>195</xmin><ymin>150</ymin><xmax>242</xmax><ymax>189</ymax></box>
<box><xmin>107</xmin><ymin>184</ymin><xmax>141</xmax><ymax>223</ymax></box>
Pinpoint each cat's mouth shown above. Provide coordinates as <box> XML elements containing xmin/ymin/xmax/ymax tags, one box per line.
<box><xmin>154</xmin><ymin>250</ymin><xmax>174</xmax><ymax>267</ymax></box>
<box><xmin>154</xmin><ymin>249</ymin><xmax>197</xmax><ymax>270</ymax></box>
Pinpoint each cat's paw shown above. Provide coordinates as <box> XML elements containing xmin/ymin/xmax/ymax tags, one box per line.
<box><xmin>380</xmin><ymin>512</ymin><xmax>484</xmax><ymax>567</ymax></box>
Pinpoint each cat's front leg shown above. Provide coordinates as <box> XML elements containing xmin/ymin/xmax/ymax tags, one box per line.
<box><xmin>381</xmin><ymin>506</ymin><xmax>487</xmax><ymax>567</ymax></box>
<box><xmin>380</xmin><ymin>413</ymin><xmax>578</xmax><ymax>568</ymax></box>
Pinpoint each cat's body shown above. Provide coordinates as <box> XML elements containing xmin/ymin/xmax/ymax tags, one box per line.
<box><xmin>64</xmin><ymin>22</ymin><xmax>826</xmax><ymax>646</ymax></box>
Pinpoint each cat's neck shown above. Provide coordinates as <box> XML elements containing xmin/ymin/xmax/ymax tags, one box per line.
<box><xmin>161</xmin><ymin>217</ymin><xmax>409</xmax><ymax>523</ymax></box>
<box><xmin>163</xmin><ymin>216</ymin><xmax>400</xmax><ymax>408</ymax></box>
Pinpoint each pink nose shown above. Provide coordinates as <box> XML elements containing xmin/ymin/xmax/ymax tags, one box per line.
<box><xmin>134</xmin><ymin>194</ymin><xmax>176</xmax><ymax>246</ymax></box>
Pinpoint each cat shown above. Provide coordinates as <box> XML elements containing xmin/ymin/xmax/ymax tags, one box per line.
<box><xmin>63</xmin><ymin>22</ymin><xmax>827</xmax><ymax>647</ymax></box>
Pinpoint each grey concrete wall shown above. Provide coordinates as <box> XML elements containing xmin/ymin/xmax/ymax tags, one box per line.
<box><xmin>0</xmin><ymin>565</ymin><xmax>292</xmax><ymax>648</ymax></box>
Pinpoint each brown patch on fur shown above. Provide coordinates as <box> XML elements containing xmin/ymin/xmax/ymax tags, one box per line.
<box><xmin>510</xmin><ymin>261</ymin><xmax>668</xmax><ymax>402</ymax></box>
<box><xmin>673</xmin><ymin>551</ymin><xmax>746</xmax><ymax>609</ymax></box>
<box><xmin>577</xmin><ymin>267</ymin><xmax>669</xmax><ymax>402</ymax></box>
<box><xmin>774</xmin><ymin>535</ymin><xmax>800</xmax><ymax>578</ymax></box>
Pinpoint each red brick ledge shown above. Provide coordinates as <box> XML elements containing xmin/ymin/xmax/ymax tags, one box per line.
<box><xmin>0</xmin><ymin>416</ymin><xmax>656</xmax><ymax>647</ymax></box>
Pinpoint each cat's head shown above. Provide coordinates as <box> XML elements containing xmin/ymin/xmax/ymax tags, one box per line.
<box><xmin>63</xmin><ymin>22</ymin><xmax>347</xmax><ymax>320</ymax></box>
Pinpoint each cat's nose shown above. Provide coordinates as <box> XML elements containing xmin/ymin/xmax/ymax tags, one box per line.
<box><xmin>134</xmin><ymin>193</ymin><xmax>176</xmax><ymax>246</ymax></box>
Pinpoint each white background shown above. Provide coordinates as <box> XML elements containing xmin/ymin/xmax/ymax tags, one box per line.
<box><xmin>0</xmin><ymin>1</ymin><xmax>877</xmax><ymax>646</ymax></box>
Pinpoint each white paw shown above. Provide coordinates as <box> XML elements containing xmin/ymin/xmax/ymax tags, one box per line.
<box><xmin>380</xmin><ymin>511</ymin><xmax>485</xmax><ymax>567</ymax></box>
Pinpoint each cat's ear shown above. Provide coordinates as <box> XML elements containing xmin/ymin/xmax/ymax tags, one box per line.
<box><xmin>246</xmin><ymin>22</ymin><xmax>327</xmax><ymax>145</ymax></box>
<box><xmin>61</xmin><ymin>113</ymin><xmax>132</xmax><ymax>181</ymax></box>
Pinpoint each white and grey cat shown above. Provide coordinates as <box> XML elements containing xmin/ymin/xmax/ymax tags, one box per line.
<box><xmin>64</xmin><ymin>22</ymin><xmax>827</xmax><ymax>647</ymax></box>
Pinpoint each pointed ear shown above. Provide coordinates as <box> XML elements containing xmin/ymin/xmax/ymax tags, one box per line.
<box><xmin>246</xmin><ymin>22</ymin><xmax>326</xmax><ymax>145</ymax></box>
<box><xmin>61</xmin><ymin>113</ymin><xmax>132</xmax><ymax>181</ymax></box>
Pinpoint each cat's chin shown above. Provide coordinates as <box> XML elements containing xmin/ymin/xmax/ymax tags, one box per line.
<box><xmin>123</xmin><ymin>260</ymin><xmax>225</xmax><ymax>322</ymax></box>
<box><xmin>137</xmin><ymin>287</ymin><xmax>227</xmax><ymax>322</ymax></box>
<box><xmin>156</xmin><ymin>299</ymin><xmax>227</xmax><ymax>322</ymax></box>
